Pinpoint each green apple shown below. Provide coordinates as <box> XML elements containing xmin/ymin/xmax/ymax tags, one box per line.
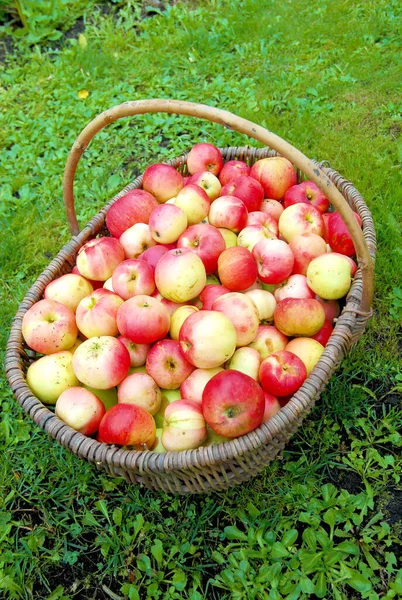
<box><xmin>151</xmin><ymin>428</ymin><xmax>166</xmax><ymax>453</ymax></box>
<box><xmin>203</xmin><ymin>425</ymin><xmax>230</xmax><ymax>446</ymax></box>
<box><xmin>154</xmin><ymin>388</ymin><xmax>181</xmax><ymax>428</ymax></box>
<box><xmin>84</xmin><ymin>385</ymin><xmax>118</xmax><ymax>411</ymax></box>
<box><xmin>26</xmin><ymin>351</ymin><xmax>79</xmax><ymax>405</ymax></box>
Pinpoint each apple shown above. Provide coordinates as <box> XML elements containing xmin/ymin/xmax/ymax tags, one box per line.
<box><xmin>260</xmin><ymin>198</ymin><xmax>284</xmax><ymax>222</ymax></box>
<box><xmin>106</xmin><ymin>189</ymin><xmax>158</xmax><ymax>238</ymax></box>
<box><xmin>146</xmin><ymin>339</ymin><xmax>195</xmax><ymax>389</ymax></box>
<box><xmin>202</xmin><ymin>370</ymin><xmax>264</xmax><ymax>438</ymax></box>
<box><xmin>55</xmin><ymin>387</ymin><xmax>106</xmax><ymax>435</ymax></box>
<box><xmin>203</xmin><ymin>425</ymin><xmax>231</xmax><ymax>446</ymax></box>
<box><xmin>187</xmin><ymin>143</ymin><xmax>223</xmax><ymax>175</ymax></box>
<box><xmin>220</xmin><ymin>175</ymin><xmax>264</xmax><ymax>213</ymax></box>
<box><xmin>327</xmin><ymin>211</ymin><xmax>362</xmax><ymax>256</ymax></box>
<box><xmin>248</xmin><ymin>325</ymin><xmax>289</xmax><ymax>360</ymax></box>
<box><xmin>84</xmin><ymin>385</ymin><xmax>118</xmax><ymax>411</ymax></box>
<box><xmin>72</xmin><ymin>265</ymin><xmax>104</xmax><ymax>290</ymax></box>
<box><xmin>219</xmin><ymin>160</ymin><xmax>250</xmax><ymax>185</ymax></box>
<box><xmin>278</xmin><ymin>204</ymin><xmax>325</xmax><ymax>243</ymax></box>
<box><xmin>274</xmin><ymin>274</ymin><xmax>315</xmax><ymax>302</ymax></box>
<box><xmin>226</xmin><ymin>347</ymin><xmax>261</xmax><ymax>381</ymax></box>
<box><xmin>119</xmin><ymin>222</ymin><xmax>157</xmax><ymax>259</ymax></box>
<box><xmin>306</xmin><ymin>253</ymin><xmax>353</xmax><ymax>299</ymax></box>
<box><xmin>217</xmin><ymin>246</ymin><xmax>258</xmax><ymax>291</ymax></box>
<box><xmin>274</xmin><ymin>297</ymin><xmax>325</xmax><ymax>337</ymax></box>
<box><xmin>148</xmin><ymin>204</ymin><xmax>188</xmax><ymax>244</ymax></box>
<box><xmin>187</xmin><ymin>171</ymin><xmax>221</xmax><ymax>200</ymax></box>
<box><xmin>72</xmin><ymin>336</ymin><xmax>130</xmax><ymax>389</ymax></box>
<box><xmin>138</xmin><ymin>244</ymin><xmax>172</xmax><ymax>269</ymax></box>
<box><xmin>177</xmin><ymin>224</ymin><xmax>226</xmax><ymax>274</ymax></box>
<box><xmin>245</xmin><ymin>289</ymin><xmax>276</xmax><ymax>322</ymax></box>
<box><xmin>44</xmin><ymin>274</ymin><xmax>93</xmax><ymax>313</ymax></box>
<box><xmin>155</xmin><ymin>248</ymin><xmax>206</xmax><ymax>303</ymax></box>
<box><xmin>142</xmin><ymin>163</ymin><xmax>184</xmax><ymax>203</ymax></box>
<box><xmin>98</xmin><ymin>403</ymin><xmax>156</xmax><ymax>449</ymax></box>
<box><xmin>76</xmin><ymin>237</ymin><xmax>125</xmax><ymax>281</ymax></box>
<box><xmin>252</xmin><ymin>238</ymin><xmax>294</xmax><ymax>284</ymax></box>
<box><xmin>22</xmin><ymin>299</ymin><xmax>78</xmax><ymax>355</ymax></box>
<box><xmin>286</xmin><ymin>337</ymin><xmax>325</xmax><ymax>376</ymax></box>
<box><xmin>111</xmin><ymin>259</ymin><xmax>155</xmax><ymax>299</ymax></box>
<box><xmin>117</xmin><ymin>295</ymin><xmax>171</xmax><ymax>344</ymax></box>
<box><xmin>162</xmin><ymin>399</ymin><xmax>207</xmax><ymax>451</ymax></box>
<box><xmin>180</xmin><ymin>367</ymin><xmax>224</xmax><ymax>404</ymax></box>
<box><xmin>218</xmin><ymin>228</ymin><xmax>238</xmax><ymax>248</ymax></box>
<box><xmin>250</xmin><ymin>156</ymin><xmax>297</xmax><ymax>200</ymax></box>
<box><xmin>314</xmin><ymin>296</ymin><xmax>340</xmax><ymax>323</ymax></box>
<box><xmin>212</xmin><ymin>292</ymin><xmax>259</xmax><ymax>347</ymax></box>
<box><xmin>103</xmin><ymin>277</ymin><xmax>114</xmax><ymax>292</ymax></box>
<box><xmin>199</xmin><ymin>284</ymin><xmax>230</xmax><ymax>310</ymax></box>
<box><xmin>170</xmin><ymin>305</ymin><xmax>199</xmax><ymax>340</ymax></box>
<box><xmin>151</xmin><ymin>428</ymin><xmax>166</xmax><ymax>452</ymax></box>
<box><xmin>246</xmin><ymin>211</ymin><xmax>279</xmax><ymax>237</ymax></box>
<box><xmin>311</xmin><ymin>321</ymin><xmax>334</xmax><ymax>346</ymax></box>
<box><xmin>208</xmin><ymin>195</ymin><xmax>248</xmax><ymax>232</ymax></box>
<box><xmin>174</xmin><ymin>184</ymin><xmax>210</xmax><ymax>225</ymax></box>
<box><xmin>263</xmin><ymin>392</ymin><xmax>281</xmax><ymax>422</ymax></box>
<box><xmin>259</xmin><ymin>350</ymin><xmax>307</xmax><ymax>396</ymax></box>
<box><xmin>118</xmin><ymin>336</ymin><xmax>151</xmax><ymax>367</ymax></box>
<box><xmin>179</xmin><ymin>310</ymin><xmax>237</xmax><ymax>368</ymax></box>
<box><xmin>289</xmin><ymin>232</ymin><xmax>327</xmax><ymax>275</ymax></box>
<box><xmin>154</xmin><ymin>388</ymin><xmax>181</xmax><ymax>428</ymax></box>
<box><xmin>26</xmin><ymin>351</ymin><xmax>79</xmax><ymax>404</ymax></box>
<box><xmin>243</xmin><ymin>279</ymin><xmax>263</xmax><ymax>292</ymax></box>
<box><xmin>322</xmin><ymin>212</ymin><xmax>331</xmax><ymax>243</ymax></box>
<box><xmin>284</xmin><ymin>180</ymin><xmax>329</xmax><ymax>213</ymax></box>
<box><xmin>237</xmin><ymin>224</ymin><xmax>276</xmax><ymax>252</ymax></box>
<box><xmin>76</xmin><ymin>288</ymin><xmax>124</xmax><ymax>338</ymax></box>
<box><xmin>117</xmin><ymin>372</ymin><xmax>161</xmax><ymax>415</ymax></box>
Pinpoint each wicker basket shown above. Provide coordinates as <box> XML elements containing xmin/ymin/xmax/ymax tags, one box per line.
<box><xmin>5</xmin><ymin>100</ymin><xmax>376</xmax><ymax>494</ymax></box>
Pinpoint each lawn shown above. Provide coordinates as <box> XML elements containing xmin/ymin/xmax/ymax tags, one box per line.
<box><xmin>0</xmin><ymin>0</ymin><xmax>401</xmax><ymax>598</ymax></box>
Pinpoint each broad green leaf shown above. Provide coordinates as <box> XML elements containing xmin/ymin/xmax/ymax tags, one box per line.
<box><xmin>282</xmin><ymin>529</ymin><xmax>298</xmax><ymax>547</ymax></box>
<box><xmin>345</xmin><ymin>569</ymin><xmax>372</xmax><ymax>593</ymax></box>
<box><xmin>112</xmin><ymin>507</ymin><xmax>122</xmax><ymax>527</ymax></box>
<box><xmin>172</xmin><ymin>569</ymin><xmax>188</xmax><ymax>591</ymax></box>
<box><xmin>151</xmin><ymin>539</ymin><xmax>164</xmax><ymax>566</ymax></box>
<box><xmin>223</xmin><ymin>526</ymin><xmax>248</xmax><ymax>542</ymax></box>
<box><xmin>315</xmin><ymin>572</ymin><xmax>327</xmax><ymax>598</ymax></box>
<box><xmin>271</xmin><ymin>541</ymin><xmax>289</xmax><ymax>559</ymax></box>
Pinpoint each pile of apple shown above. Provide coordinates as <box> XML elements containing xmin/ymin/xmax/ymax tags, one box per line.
<box><xmin>22</xmin><ymin>142</ymin><xmax>361</xmax><ymax>452</ymax></box>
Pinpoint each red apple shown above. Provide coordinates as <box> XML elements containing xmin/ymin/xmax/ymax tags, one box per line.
<box><xmin>118</xmin><ymin>372</ymin><xmax>161</xmax><ymax>415</ymax></box>
<box><xmin>117</xmin><ymin>295</ymin><xmax>170</xmax><ymax>343</ymax></box>
<box><xmin>72</xmin><ymin>336</ymin><xmax>130</xmax><ymax>389</ymax></box>
<box><xmin>177</xmin><ymin>224</ymin><xmax>226</xmax><ymax>274</ymax></box>
<box><xmin>142</xmin><ymin>163</ymin><xmax>184</xmax><ymax>203</ymax></box>
<box><xmin>179</xmin><ymin>310</ymin><xmax>237</xmax><ymax>368</ymax></box>
<box><xmin>284</xmin><ymin>180</ymin><xmax>329</xmax><ymax>213</ymax></box>
<box><xmin>263</xmin><ymin>392</ymin><xmax>281</xmax><ymax>422</ymax></box>
<box><xmin>155</xmin><ymin>248</ymin><xmax>206</xmax><ymax>302</ymax></box>
<box><xmin>180</xmin><ymin>367</ymin><xmax>224</xmax><ymax>404</ymax></box>
<box><xmin>76</xmin><ymin>237</ymin><xmax>125</xmax><ymax>281</ymax></box>
<box><xmin>98</xmin><ymin>403</ymin><xmax>156</xmax><ymax>448</ymax></box>
<box><xmin>187</xmin><ymin>171</ymin><xmax>221</xmax><ymax>200</ymax></box>
<box><xmin>260</xmin><ymin>198</ymin><xmax>284</xmax><ymax>222</ymax></box>
<box><xmin>289</xmin><ymin>232</ymin><xmax>328</xmax><ymax>275</ymax></box>
<box><xmin>220</xmin><ymin>175</ymin><xmax>264</xmax><ymax>213</ymax></box>
<box><xmin>322</xmin><ymin>212</ymin><xmax>331</xmax><ymax>243</ymax></box>
<box><xmin>148</xmin><ymin>204</ymin><xmax>188</xmax><ymax>244</ymax></box>
<box><xmin>138</xmin><ymin>244</ymin><xmax>172</xmax><ymax>269</ymax></box>
<box><xmin>105</xmin><ymin>189</ymin><xmax>158</xmax><ymax>238</ymax></box>
<box><xmin>22</xmin><ymin>299</ymin><xmax>78</xmax><ymax>355</ymax></box>
<box><xmin>278</xmin><ymin>204</ymin><xmax>325</xmax><ymax>243</ymax></box>
<box><xmin>219</xmin><ymin>160</ymin><xmax>250</xmax><ymax>185</ymax></box>
<box><xmin>250</xmin><ymin>157</ymin><xmax>296</xmax><ymax>200</ymax></box>
<box><xmin>202</xmin><ymin>370</ymin><xmax>264</xmax><ymax>438</ymax></box>
<box><xmin>112</xmin><ymin>259</ymin><xmax>155</xmax><ymax>300</ymax></box>
<box><xmin>314</xmin><ymin>296</ymin><xmax>340</xmax><ymax>323</ymax></box>
<box><xmin>55</xmin><ymin>387</ymin><xmax>106</xmax><ymax>435</ymax></box>
<box><xmin>217</xmin><ymin>246</ymin><xmax>258</xmax><ymax>291</ymax></box>
<box><xmin>208</xmin><ymin>195</ymin><xmax>248</xmax><ymax>233</ymax></box>
<box><xmin>146</xmin><ymin>339</ymin><xmax>195</xmax><ymax>389</ymax></box>
<box><xmin>274</xmin><ymin>274</ymin><xmax>315</xmax><ymax>302</ymax></box>
<box><xmin>246</xmin><ymin>211</ymin><xmax>279</xmax><ymax>237</ymax></box>
<box><xmin>311</xmin><ymin>321</ymin><xmax>334</xmax><ymax>346</ymax></box>
<box><xmin>174</xmin><ymin>184</ymin><xmax>210</xmax><ymax>225</ymax></box>
<box><xmin>118</xmin><ymin>336</ymin><xmax>151</xmax><ymax>367</ymax></box>
<box><xmin>237</xmin><ymin>224</ymin><xmax>276</xmax><ymax>252</ymax></box>
<box><xmin>162</xmin><ymin>399</ymin><xmax>207</xmax><ymax>451</ymax></box>
<box><xmin>259</xmin><ymin>350</ymin><xmax>307</xmax><ymax>396</ymax></box>
<box><xmin>212</xmin><ymin>292</ymin><xmax>259</xmax><ymax>347</ymax></box>
<box><xmin>252</xmin><ymin>238</ymin><xmax>294</xmax><ymax>284</ymax></box>
<box><xmin>274</xmin><ymin>297</ymin><xmax>325</xmax><ymax>337</ymax></box>
<box><xmin>199</xmin><ymin>284</ymin><xmax>230</xmax><ymax>310</ymax></box>
<box><xmin>327</xmin><ymin>211</ymin><xmax>362</xmax><ymax>256</ymax></box>
<box><xmin>119</xmin><ymin>222</ymin><xmax>157</xmax><ymax>260</ymax></box>
<box><xmin>187</xmin><ymin>143</ymin><xmax>223</xmax><ymax>175</ymax></box>
<box><xmin>248</xmin><ymin>325</ymin><xmax>289</xmax><ymax>360</ymax></box>
<box><xmin>76</xmin><ymin>288</ymin><xmax>124</xmax><ymax>338</ymax></box>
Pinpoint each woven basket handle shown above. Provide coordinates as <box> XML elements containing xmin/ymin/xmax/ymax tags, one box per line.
<box><xmin>63</xmin><ymin>99</ymin><xmax>374</xmax><ymax>312</ymax></box>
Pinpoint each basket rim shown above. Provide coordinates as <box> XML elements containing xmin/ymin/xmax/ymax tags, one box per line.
<box><xmin>5</xmin><ymin>146</ymin><xmax>376</xmax><ymax>481</ymax></box>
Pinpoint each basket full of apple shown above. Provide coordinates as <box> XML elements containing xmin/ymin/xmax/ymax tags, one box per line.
<box><xmin>6</xmin><ymin>100</ymin><xmax>376</xmax><ymax>494</ymax></box>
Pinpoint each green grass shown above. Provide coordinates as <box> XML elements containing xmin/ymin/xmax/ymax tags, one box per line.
<box><xmin>1</xmin><ymin>0</ymin><xmax>402</xmax><ymax>598</ymax></box>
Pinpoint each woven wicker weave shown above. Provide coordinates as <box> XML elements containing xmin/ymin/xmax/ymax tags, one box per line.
<box><xmin>5</xmin><ymin>100</ymin><xmax>376</xmax><ymax>494</ymax></box>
